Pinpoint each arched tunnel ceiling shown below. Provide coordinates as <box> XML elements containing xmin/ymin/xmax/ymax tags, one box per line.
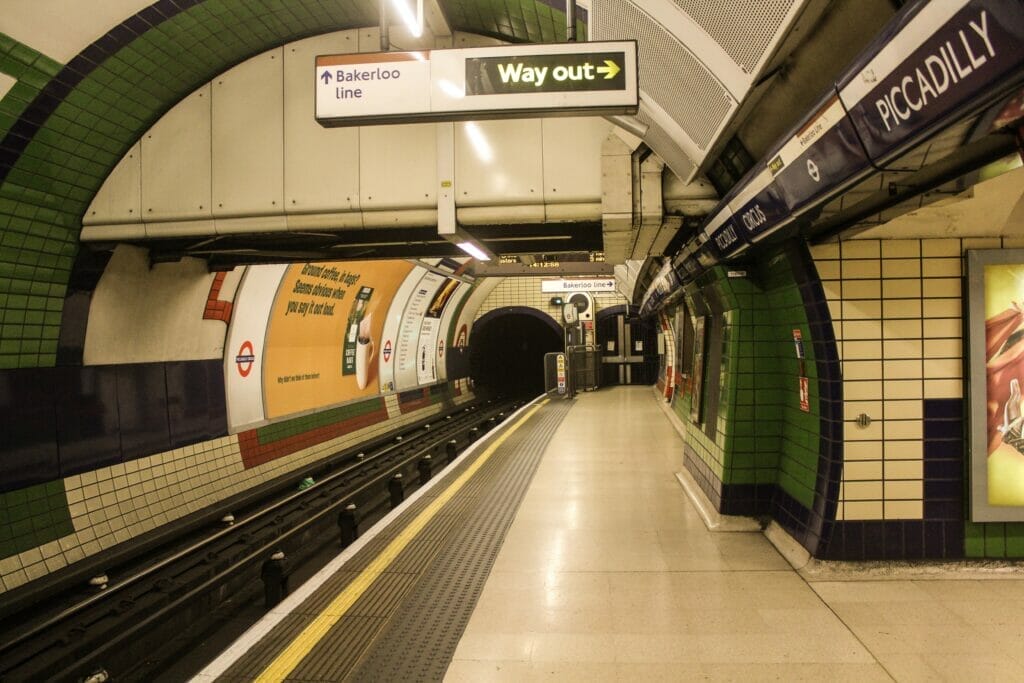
<box><xmin>0</xmin><ymin>0</ymin><xmax>890</xmax><ymax>256</ymax></box>
<box><xmin>0</xmin><ymin>0</ymin><xmax>904</xmax><ymax>370</ymax></box>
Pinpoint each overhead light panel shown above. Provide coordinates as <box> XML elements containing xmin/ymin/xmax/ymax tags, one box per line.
<box><xmin>457</xmin><ymin>240</ymin><xmax>491</xmax><ymax>261</ymax></box>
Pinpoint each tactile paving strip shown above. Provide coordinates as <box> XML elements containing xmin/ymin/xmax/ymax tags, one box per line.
<box><xmin>341</xmin><ymin>400</ymin><xmax>572</xmax><ymax>682</ymax></box>
<box><xmin>216</xmin><ymin>399</ymin><xmax>571</xmax><ymax>681</ymax></box>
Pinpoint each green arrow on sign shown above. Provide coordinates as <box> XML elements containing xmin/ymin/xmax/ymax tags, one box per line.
<box><xmin>596</xmin><ymin>59</ymin><xmax>620</xmax><ymax>79</ymax></box>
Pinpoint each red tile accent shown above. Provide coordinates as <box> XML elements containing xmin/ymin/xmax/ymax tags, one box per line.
<box><xmin>203</xmin><ymin>271</ymin><xmax>234</xmax><ymax>323</ymax></box>
<box><xmin>238</xmin><ymin>406</ymin><xmax>391</xmax><ymax>469</ymax></box>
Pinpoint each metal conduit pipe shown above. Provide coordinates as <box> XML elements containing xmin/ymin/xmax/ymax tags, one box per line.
<box><xmin>565</xmin><ymin>0</ymin><xmax>577</xmax><ymax>42</ymax></box>
<box><xmin>380</xmin><ymin>0</ymin><xmax>390</xmax><ymax>51</ymax></box>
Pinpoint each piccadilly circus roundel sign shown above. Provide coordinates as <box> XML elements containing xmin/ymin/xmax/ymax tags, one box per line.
<box><xmin>235</xmin><ymin>341</ymin><xmax>255</xmax><ymax>377</ymax></box>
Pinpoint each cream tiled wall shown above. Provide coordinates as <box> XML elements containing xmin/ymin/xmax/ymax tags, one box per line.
<box><xmin>0</xmin><ymin>387</ymin><xmax>472</xmax><ymax>593</ymax></box>
<box><xmin>474</xmin><ymin>276</ymin><xmax>628</xmax><ymax>321</ymax></box>
<box><xmin>811</xmin><ymin>237</ymin><xmax>1016</xmax><ymax>521</ymax></box>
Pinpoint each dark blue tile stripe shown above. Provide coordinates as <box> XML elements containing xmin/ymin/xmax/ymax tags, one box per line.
<box><xmin>0</xmin><ymin>1</ymin><xmax>198</xmax><ymax>185</ymax></box>
<box><xmin>786</xmin><ymin>240</ymin><xmax>843</xmax><ymax>556</ymax></box>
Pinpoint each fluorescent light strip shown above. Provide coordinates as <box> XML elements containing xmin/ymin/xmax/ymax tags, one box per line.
<box><xmin>457</xmin><ymin>241</ymin><xmax>491</xmax><ymax>261</ymax></box>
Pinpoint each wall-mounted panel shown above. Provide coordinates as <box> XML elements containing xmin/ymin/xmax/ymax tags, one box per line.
<box><xmin>166</xmin><ymin>360</ymin><xmax>227</xmax><ymax>447</ymax></box>
<box><xmin>116</xmin><ymin>363</ymin><xmax>171</xmax><ymax>461</ymax></box>
<box><xmin>213</xmin><ymin>50</ymin><xmax>285</xmax><ymax>217</ymax></box>
<box><xmin>543</xmin><ymin>117</ymin><xmax>610</xmax><ymax>203</ymax></box>
<box><xmin>0</xmin><ymin>369</ymin><xmax>60</xmax><ymax>492</ymax></box>
<box><xmin>360</xmin><ymin>124</ymin><xmax>435</xmax><ymax>209</ymax></box>
<box><xmin>141</xmin><ymin>86</ymin><xmax>212</xmax><ymax>222</ymax></box>
<box><xmin>86</xmin><ymin>142</ymin><xmax>141</xmax><ymax>225</ymax></box>
<box><xmin>284</xmin><ymin>31</ymin><xmax>361</xmax><ymax>213</ymax></box>
<box><xmin>455</xmin><ymin>119</ymin><xmax>543</xmax><ymax>207</ymax></box>
<box><xmin>56</xmin><ymin>367</ymin><xmax>121</xmax><ymax>477</ymax></box>
<box><xmin>83</xmin><ymin>246</ymin><xmax>224</xmax><ymax>365</ymax></box>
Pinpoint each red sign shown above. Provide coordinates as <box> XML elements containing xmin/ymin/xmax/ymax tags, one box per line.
<box><xmin>383</xmin><ymin>339</ymin><xmax>393</xmax><ymax>363</ymax></box>
<box><xmin>235</xmin><ymin>341</ymin><xmax>255</xmax><ymax>377</ymax></box>
<box><xmin>799</xmin><ymin>376</ymin><xmax>809</xmax><ymax>412</ymax></box>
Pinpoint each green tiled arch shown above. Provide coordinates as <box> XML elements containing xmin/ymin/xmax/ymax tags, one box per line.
<box><xmin>0</xmin><ymin>0</ymin><xmax>579</xmax><ymax>370</ymax></box>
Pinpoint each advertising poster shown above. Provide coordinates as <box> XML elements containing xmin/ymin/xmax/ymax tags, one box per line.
<box><xmin>261</xmin><ymin>260</ymin><xmax>414</xmax><ymax>419</ymax></box>
<box><xmin>417</xmin><ymin>277</ymin><xmax>461</xmax><ymax>385</ymax></box>
<box><xmin>690</xmin><ymin>315</ymin><xmax>707</xmax><ymax>424</ymax></box>
<box><xmin>378</xmin><ymin>266</ymin><xmax>429</xmax><ymax>394</ymax></box>
<box><xmin>395</xmin><ymin>271</ymin><xmax>447</xmax><ymax>390</ymax></box>
<box><xmin>969</xmin><ymin>250</ymin><xmax>1024</xmax><ymax>521</ymax></box>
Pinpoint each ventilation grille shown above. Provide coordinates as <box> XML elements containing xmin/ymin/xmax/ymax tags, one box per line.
<box><xmin>671</xmin><ymin>0</ymin><xmax>797</xmax><ymax>74</ymax></box>
<box><xmin>594</xmin><ymin>0</ymin><xmax>733</xmax><ymax>151</ymax></box>
<box><xmin>634</xmin><ymin>109</ymin><xmax>696</xmax><ymax>182</ymax></box>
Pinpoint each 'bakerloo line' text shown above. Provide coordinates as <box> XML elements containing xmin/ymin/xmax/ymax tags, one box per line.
<box><xmin>873</xmin><ymin>9</ymin><xmax>996</xmax><ymax>133</ymax></box>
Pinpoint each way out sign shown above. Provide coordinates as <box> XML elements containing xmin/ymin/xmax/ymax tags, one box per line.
<box><xmin>316</xmin><ymin>41</ymin><xmax>638</xmax><ymax>127</ymax></box>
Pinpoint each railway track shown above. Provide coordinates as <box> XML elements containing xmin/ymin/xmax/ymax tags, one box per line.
<box><xmin>0</xmin><ymin>396</ymin><xmax>522</xmax><ymax>682</ymax></box>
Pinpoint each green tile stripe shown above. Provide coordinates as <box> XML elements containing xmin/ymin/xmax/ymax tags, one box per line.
<box><xmin>0</xmin><ymin>1</ymin><xmax>380</xmax><ymax>370</ymax></box>
<box><xmin>256</xmin><ymin>396</ymin><xmax>386</xmax><ymax>444</ymax></box>
<box><xmin>678</xmin><ymin>258</ymin><xmax>821</xmax><ymax>507</ymax></box>
<box><xmin>964</xmin><ymin>521</ymin><xmax>1024</xmax><ymax>558</ymax></box>
<box><xmin>0</xmin><ymin>480</ymin><xmax>73</xmax><ymax>561</ymax></box>
<box><xmin>444</xmin><ymin>0</ymin><xmax>587</xmax><ymax>42</ymax></box>
<box><xmin>0</xmin><ymin>34</ymin><xmax>63</xmax><ymax>137</ymax></box>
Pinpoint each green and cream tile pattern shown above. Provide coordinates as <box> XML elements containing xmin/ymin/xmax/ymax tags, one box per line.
<box><xmin>0</xmin><ymin>385</ymin><xmax>474</xmax><ymax>593</ymax></box>
<box><xmin>675</xmin><ymin>257</ymin><xmax>821</xmax><ymax>510</ymax></box>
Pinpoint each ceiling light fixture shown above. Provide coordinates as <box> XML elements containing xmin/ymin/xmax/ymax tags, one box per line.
<box><xmin>456</xmin><ymin>240</ymin><xmax>491</xmax><ymax>261</ymax></box>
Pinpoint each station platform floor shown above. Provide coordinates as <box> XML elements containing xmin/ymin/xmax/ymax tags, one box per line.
<box><xmin>194</xmin><ymin>386</ymin><xmax>1024</xmax><ymax>682</ymax></box>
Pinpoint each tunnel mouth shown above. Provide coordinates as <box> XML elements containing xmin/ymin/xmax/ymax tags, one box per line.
<box><xmin>469</xmin><ymin>307</ymin><xmax>563</xmax><ymax>399</ymax></box>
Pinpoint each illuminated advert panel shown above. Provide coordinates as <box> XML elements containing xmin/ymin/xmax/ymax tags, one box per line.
<box><xmin>315</xmin><ymin>41</ymin><xmax>638</xmax><ymax>126</ymax></box>
<box><xmin>968</xmin><ymin>249</ymin><xmax>1024</xmax><ymax>521</ymax></box>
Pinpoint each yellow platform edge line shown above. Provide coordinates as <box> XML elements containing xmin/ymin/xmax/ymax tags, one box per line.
<box><xmin>253</xmin><ymin>399</ymin><xmax>550</xmax><ymax>682</ymax></box>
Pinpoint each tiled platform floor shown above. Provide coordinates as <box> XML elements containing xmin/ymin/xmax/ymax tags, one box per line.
<box><xmin>446</xmin><ymin>386</ymin><xmax>1024</xmax><ymax>681</ymax></box>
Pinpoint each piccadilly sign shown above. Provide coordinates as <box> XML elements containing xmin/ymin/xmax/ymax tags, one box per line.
<box><xmin>315</xmin><ymin>41</ymin><xmax>638</xmax><ymax>127</ymax></box>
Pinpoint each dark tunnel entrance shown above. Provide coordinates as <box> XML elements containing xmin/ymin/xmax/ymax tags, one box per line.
<box><xmin>469</xmin><ymin>307</ymin><xmax>563</xmax><ymax>399</ymax></box>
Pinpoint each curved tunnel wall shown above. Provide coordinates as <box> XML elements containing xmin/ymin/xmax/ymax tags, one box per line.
<box><xmin>469</xmin><ymin>307</ymin><xmax>564</xmax><ymax>397</ymax></box>
<box><xmin>662</xmin><ymin>243</ymin><xmax>840</xmax><ymax>557</ymax></box>
<box><xmin>661</xmin><ymin>222</ymin><xmax>1024</xmax><ymax>561</ymax></box>
<box><xmin>0</xmin><ymin>249</ymin><xmax>488</xmax><ymax>593</ymax></box>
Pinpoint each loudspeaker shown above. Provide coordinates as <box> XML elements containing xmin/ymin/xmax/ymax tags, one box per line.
<box><xmin>567</xmin><ymin>292</ymin><xmax>594</xmax><ymax>322</ymax></box>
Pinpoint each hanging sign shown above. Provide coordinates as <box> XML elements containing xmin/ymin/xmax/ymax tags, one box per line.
<box><xmin>316</xmin><ymin>41</ymin><xmax>638</xmax><ymax>127</ymax></box>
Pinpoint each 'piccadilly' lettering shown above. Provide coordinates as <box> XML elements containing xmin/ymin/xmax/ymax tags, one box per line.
<box><xmin>873</xmin><ymin>10</ymin><xmax>995</xmax><ymax>132</ymax></box>
<box><xmin>714</xmin><ymin>225</ymin><xmax>739</xmax><ymax>251</ymax></box>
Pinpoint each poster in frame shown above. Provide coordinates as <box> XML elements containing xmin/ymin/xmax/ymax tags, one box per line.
<box><xmin>690</xmin><ymin>315</ymin><xmax>707</xmax><ymax>425</ymax></box>
<box><xmin>968</xmin><ymin>249</ymin><xmax>1024</xmax><ymax>522</ymax></box>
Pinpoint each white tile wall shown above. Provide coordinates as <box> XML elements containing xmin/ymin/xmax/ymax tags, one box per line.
<box><xmin>811</xmin><ymin>237</ymin><xmax>970</xmax><ymax>521</ymax></box>
<box><xmin>474</xmin><ymin>276</ymin><xmax>627</xmax><ymax>322</ymax></box>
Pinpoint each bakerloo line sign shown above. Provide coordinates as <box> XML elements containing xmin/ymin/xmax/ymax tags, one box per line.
<box><xmin>314</xmin><ymin>41</ymin><xmax>638</xmax><ymax>127</ymax></box>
